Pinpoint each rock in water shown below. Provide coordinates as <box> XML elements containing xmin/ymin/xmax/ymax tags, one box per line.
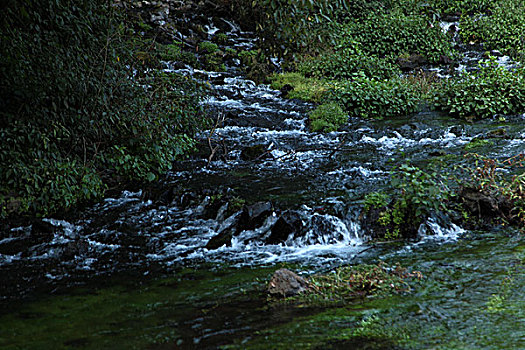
<box><xmin>267</xmin><ymin>210</ymin><xmax>303</xmax><ymax>244</ymax></box>
<box><xmin>267</xmin><ymin>268</ymin><xmax>310</xmax><ymax>297</ymax></box>
<box><xmin>237</xmin><ymin>202</ymin><xmax>272</xmax><ymax>232</ymax></box>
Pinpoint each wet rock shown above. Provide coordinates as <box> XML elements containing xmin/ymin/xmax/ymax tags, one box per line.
<box><xmin>237</xmin><ymin>202</ymin><xmax>273</xmax><ymax>232</ymax></box>
<box><xmin>459</xmin><ymin>187</ymin><xmax>509</xmax><ymax>218</ymax></box>
<box><xmin>438</xmin><ymin>55</ymin><xmax>456</xmax><ymax>66</ymax></box>
<box><xmin>396</xmin><ymin>54</ymin><xmax>428</xmax><ymax>72</ymax></box>
<box><xmin>0</xmin><ymin>237</ymin><xmax>30</xmax><ymax>255</ymax></box>
<box><xmin>279</xmin><ymin>84</ymin><xmax>294</xmax><ymax>98</ymax></box>
<box><xmin>267</xmin><ymin>268</ymin><xmax>310</xmax><ymax>297</ymax></box>
<box><xmin>240</xmin><ymin>144</ymin><xmax>271</xmax><ymax>161</ymax></box>
<box><xmin>31</xmin><ymin>219</ymin><xmax>56</xmax><ymax>243</ymax></box>
<box><xmin>267</xmin><ymin>211</ymin><xmax>304</xmax><ymax>244</ymax></box>
<box><xmin>62</xmin><ymin>240</ymin><xmax>90</xmax><ymax>260</ymax></box>
<box><xmin>205</xmin><ymin>229</ymin><xmax>232</xmax><ymax>250</ymax></box>
<box><xmin>449</xmin><ymin>125</ymin><xmax>464</xmax><ymax>136</ymax></box>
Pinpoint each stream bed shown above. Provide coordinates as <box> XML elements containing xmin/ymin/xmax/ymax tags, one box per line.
<box><xmin>1</xmin><ymin>18</ymin><xmax>524</xmax><ymax>350</ymax></box>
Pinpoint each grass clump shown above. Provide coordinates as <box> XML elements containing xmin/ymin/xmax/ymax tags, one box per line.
<box><xmin>308</xmin><ymin>103</ymin><xmax>347</xmax><ymax>132</ymax></box>
<box><xmin>464</xmin><ymin>139</ymin><xmax>494</xmax><ymax>151</ymax></box>
<box><xmin>270</xmin><ymin>73</ymin><xmax>330</xmax><ymax>102</ymax></box>
<box><xmin>282</xmin><ymin>263</ymin><xmax>422</xmax><ymax>305</ymax></box>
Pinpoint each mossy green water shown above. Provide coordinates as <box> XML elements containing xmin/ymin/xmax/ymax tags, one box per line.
<box><xmin>1</xmin><ymin>234</ymin><xmax>523</xmax><ymax>349</ymax></box>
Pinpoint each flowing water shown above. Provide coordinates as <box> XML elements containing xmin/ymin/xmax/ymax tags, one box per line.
<box><xmin>0</xmin><ymin>19</ymin><xmax>524</xmax><ymax>350</ymax></box>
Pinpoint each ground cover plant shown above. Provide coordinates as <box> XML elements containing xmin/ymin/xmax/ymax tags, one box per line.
<box><xmin>434</xmin><ymin>60</ymin><xmax>525</xmax><ymax>119</ymax></box>
<box><xmin>308</xmin><ymin>103</ymin><xmax>347</xmax><ymax>132</ymax></box>
<box><xmin>276</xmin><ymin>263</ymin><xmax>423</xmax><ymax>305</ymax></box>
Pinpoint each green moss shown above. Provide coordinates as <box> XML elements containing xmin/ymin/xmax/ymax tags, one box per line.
<box><xmin>198</xmin><ymin>41</ymin><xmax>219</xmax><ymax>54</ymax></box>
<box><xmin>464</xmin><ymin>139</ymin><xmax>494</xmax><ymax>151</ymax></box>
<box><xmin>270</xmin><ymin>73</ymin><xmax>330</xmax><ymax>102</ymax></box>
<box><xmin>308</xmin><ymin>103</ymin><xmax>347</xmax><ymax>132</ymax></box>
<box><xmin>0</xmin><ymin>267</ymin><xmax>272</xmax><ymax>349</ymax></box>
<box><xmin>213</xmin><ymin>33</ymin><xmax>229</xmax><ymax>44</ymax></box>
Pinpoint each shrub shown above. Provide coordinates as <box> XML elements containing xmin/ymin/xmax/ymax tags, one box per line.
<box><xmin>340</xmin><ymin>12</ymin><xmax>456</xmax><ymax>63</ymax></box>
<box><xmin>460</xmin><ymin>0</ymin><xmax>525</xmax><ymax>58</ymax></box>
<box><xmin>433</xmin><ymin>60</ymin><xmax>525</xmax><ymax>119</ymax></box>
<box><xmin>298</xmin><ymin>44</ymin><xmax>401</xmax><ymax>81</ymax></box>
<box><xmin>308</xmin><ymin>103</ymin><xmax>347</xmax><ymax>132</ymax></box>
<box><xmin>198</xmin><ymin>41</ymin><xmax>219</xmax><ymax>54</ymax></box>
<box><xmin>362</xmin><ymin>165</ymin><xmax>451</xmax><ymax>239</ymax></box>
<box><xmin>422</xmin><ymin>0</ymin><xmax>493</xmax><ymax>16</ymax></box>
<box><xmin>0</xmin><ymin>0</ymin><xmax>206</xmax><ymax>218</ymax></box>
<box><xmin>212</xmin><ymin>33</ymin><xmax>229</xmax><ymax>44</ymax></box>
<box><xmin>328</xmin><ymin>78</ymin><xmax>420</xmax><ymax>119</ymax></box>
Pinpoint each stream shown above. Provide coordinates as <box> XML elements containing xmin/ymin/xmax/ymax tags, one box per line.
<box><xmin>0</xmin><ymin>17</ymin><xmax>524</xmax><ymax>349</ymax></box>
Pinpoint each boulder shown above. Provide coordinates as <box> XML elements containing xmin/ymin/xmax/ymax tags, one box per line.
<box><xmin>396</xmin><ymin>54</ymin><xmax>428</xmax><ymax>72</ymax></box>
<box><xmin>205</xmin><ymin>230</ymin><xmax>233</xmax><ymax>250</ymax></box>
<box><xmin>459</xmin><ymin>187</ymin><xmax>509</xmax><ymax>218</ymax></box>
<box><xmin>266</xmin><ymin>210</ymin><xmax>303</xmax><ymax>244</ymax></box>
<box><xmin>267</xmin><ymin>268</ymin><xmax>310</xmax><ymax>297</ymax></box>
<box><xmin>205</xmin><ymin>214</ymin><xmax>240</xmax><ymax>250</ymax></box>
<box><xmin>237</xmin><ymin>202</ymin><xmax>272</xmax><ymax>232</ymax></box>
<box><xmin>31</xmin><ymin>219</ymin><xmax>56</xmax><ymax>243</ymax></box>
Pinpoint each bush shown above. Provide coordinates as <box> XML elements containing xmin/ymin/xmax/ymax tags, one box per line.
<box><xmin>433</xmin><ymin>60</ymin><xmax>525</xmax><ymax>119</ymax></box>
<box><xmin>0</xmin><ymin>0</ymin><xmax>206</xmax><ymax>218</ymax></box>
<box><xmin>328</xmin><ymin>78</ymin><xmax>420</xmax><ymax>119</ymax></box>
<box><xmin>308</xmin><ymin>103</ymin><xmax>347</xmax><ymax>132</ymax></box>
<box><xmin>422</xmin><ymin>0</ymin><xmax>493</xmax><ymax>16</ymax></box>
<box><xmin>362</xmin><ymin>165</ymin><xmax>451</xmax><ymax>240</ymax></box>
<box><xmin>198</xmin><ymin>41</ymin><xmax>219</xmax><ymax>54</ymax></box>
<box><xmin>460</xmin><ymin>0</ymin><xmax>525</xmax><ymax>59</ymax></box>
<box><xmin>339</xmin><ymin>12</ymin><xmax>456</xmax><ymax>63</ymax></box>
<box><xmin>298</xmin><ymin>44</ymin><xmax>401</xmax><ymax>81</ymax></box>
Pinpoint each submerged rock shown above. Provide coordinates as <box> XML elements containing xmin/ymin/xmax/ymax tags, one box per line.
<box><xmin>267</xmin><ymin>268</ymin><xmax>310</xmax><ymax>297</ymax></box>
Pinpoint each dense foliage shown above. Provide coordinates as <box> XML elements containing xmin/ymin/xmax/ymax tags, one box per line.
<box><xmin>460</xmin><ymin>0</ymin><xmax>525</xmax><ymax>58</ymax></box>
<box><xmin>434</xmin><ymin>60</ymin><xmax>525</xmax><ymax>119</ymax></box>
<box><xmin>0</xmin><ymin>0</ymin><xmax>206</xmax><ymax>218</ymax></box>
<box><xmin>297</xmin><ymin>44</ymin><xmax>401</xmax><ymax>81</ymax></box>
<box><xmin>363</xmin><ymin>165</ymin><xmax>451</xmax><ymax>239</ymax></box>
<box><xmin>337</xmin><ymin>12</ymin><xmax>455</xmax><ymax>64</ymax></box>
<box><xmin>329</xmin><ymin>78</ymin><xmax>420</xmax><ymax>119</ymax></box>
